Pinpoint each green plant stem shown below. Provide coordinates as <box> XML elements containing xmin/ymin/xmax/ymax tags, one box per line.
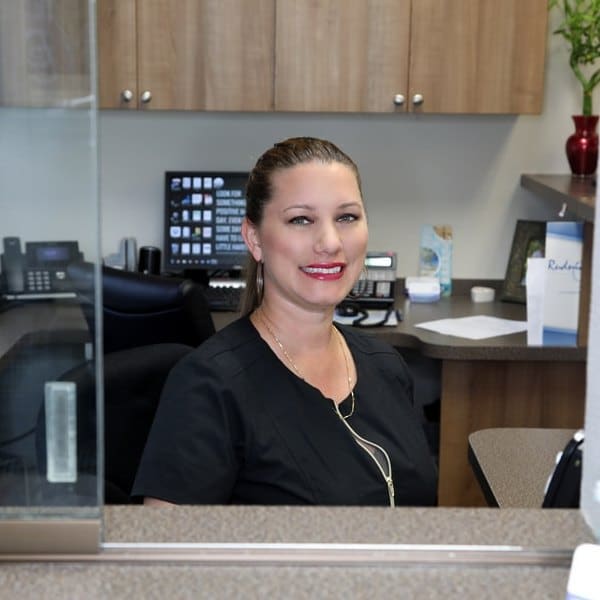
<box><xmin>551</xmin><ymin>0</ymin><xmax>600</xmax><ymax>115</ymax></box>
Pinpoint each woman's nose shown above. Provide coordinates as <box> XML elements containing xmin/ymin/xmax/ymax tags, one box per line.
<box><xmin>315</xmin><ymin>222</ymin><xmax>342</xmax><ymax>253</ymax></box>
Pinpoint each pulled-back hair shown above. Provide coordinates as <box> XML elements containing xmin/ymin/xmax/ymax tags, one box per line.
<box><xmin>240</xmin><ymin>137</ymin><xmax>362</xmax><ymax>315</ymax></box>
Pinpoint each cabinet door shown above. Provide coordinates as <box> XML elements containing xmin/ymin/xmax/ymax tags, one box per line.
<box><xmin>0</xmin><ymin>2</ymin><xmax>92</xmax><ymax>108</ymax></box>
<box><xmin>275</xmin><ymin>0</ymin><xmax>410</xmax><ymax>113</ymax></box>
<box><xmin>97</xmin><ymin>0</ymin><xmax>137</xmax><ymax>109</ymax></box>
<box><xmin>409</xmin><ymin>0</ymin><xmax>548</xmax><ymax>114</ymax></box>
<box><xmin>136</xmin><ymin>0</ymin><xmax>274</xmax><ymax>111</ymax></box>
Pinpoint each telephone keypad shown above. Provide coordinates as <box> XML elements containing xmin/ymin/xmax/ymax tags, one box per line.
<box><xmin>25</xmin><ymin>269</ymin><xmax>53</xmax><ymax>292</ymax></box>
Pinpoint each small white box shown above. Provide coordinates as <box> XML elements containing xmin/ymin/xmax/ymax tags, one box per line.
<box><xmin>470</xmin><ymin>286</ymin><xmax>495</xmax><ymax>303</ymax></box>
<box><xmin>405</xmin><ymin>276</ymin><xmax>441</xmax><ymax>303</ymax></box>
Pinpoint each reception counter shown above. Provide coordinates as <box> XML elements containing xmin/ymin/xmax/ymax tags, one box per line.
<box><xmin>1</xmin><ymin>505</ymin><xmax>596</xmax><ymax>598</ymax></box>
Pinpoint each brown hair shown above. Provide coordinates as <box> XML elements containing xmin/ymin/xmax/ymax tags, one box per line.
<box><xmin>240</xmin><ymin>137</ymin><xmax>362</xmax><ymax>315</ymax></box>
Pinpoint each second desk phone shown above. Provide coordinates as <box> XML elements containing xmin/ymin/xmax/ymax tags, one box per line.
<box><xmin>0</xmin><ymin>237</ymin><xmax>82</xmax><ymax>299</ymax></box>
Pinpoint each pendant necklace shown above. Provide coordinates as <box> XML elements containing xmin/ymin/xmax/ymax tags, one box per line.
<box><xmin>257</xmin><ymin>309</ymin><xmax>356</xmax><ymax>419</ymax></box>
<box><xmin>256</xmin><ymin>310</ymin><xmax>394</xmax><ymax>506</ymax></box>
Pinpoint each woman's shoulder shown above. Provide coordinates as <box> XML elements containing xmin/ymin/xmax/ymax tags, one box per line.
<box><xmin>339</xmin><ymin>325</ymin><xmax>411</xmax><ymax>380</ymax></box>
<box><xmin>177</xmin><ymin>316</ymin><xmax>265</xmax><ymax>377</ymax></box>
<box><xmin>197</xmin><ymin>315</ymin><xmax>256</xmax><ymax>351</ymax></box>
<box><xmin>338</xmin><ymin>324</ymin><xmax>399</xmax><ymax>357</ymax></box>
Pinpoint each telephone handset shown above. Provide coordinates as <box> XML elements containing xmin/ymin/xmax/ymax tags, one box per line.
<box><xmin>2</xmin><ymin>237</ymin><xmax>25</xmax><ymax>293</ymax></box>
<box><xmin>1</xmin><ymin>237</ymin><xmax>83</xmax><ymax>299</ymax></box>
<box><xmin>542</xmin><ymin>429</ymin><xmax>583</xmax><ymax>509</ymax></box>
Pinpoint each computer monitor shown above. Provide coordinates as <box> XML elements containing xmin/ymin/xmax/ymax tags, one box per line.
<box><xmin>164</xmin><ymin>171</ymin><xmax>249</xmax><ymax>280</ymax></box>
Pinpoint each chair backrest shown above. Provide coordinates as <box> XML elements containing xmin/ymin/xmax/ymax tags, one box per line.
<box><xmin>67</xmin><ymin>262</ymin><xmax>215</xmax><ymax>354</ymax></box>
<box><xmin>542</xmin><ymin>430</ymin><xmax>583</xmax><ymax>509</ymax></box>
<box><xmin>36</xmin><ymin>343</ymin><xmax>193</xmax><ymax>504</ymax></box>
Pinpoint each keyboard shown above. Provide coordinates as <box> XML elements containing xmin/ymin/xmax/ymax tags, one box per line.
<box><xmin>203</xmin><ymin>284</ymin><xmax>244</xmax><ymax>312</ymax></box>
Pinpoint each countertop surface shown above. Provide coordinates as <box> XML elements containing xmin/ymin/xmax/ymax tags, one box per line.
<box><xmin>1</xmin><ymin>283</ymin><xmax>587</xmax><ymax>363</ymax></box>
<box><xmin>1</xmin><ymin>506</ymin><xmax>596</xmax><ymax>599</ymax></box>
<box><xmin>213</xmin><ymin>280</ymin><xmax>587</xmax><ymax>362</ymax></box>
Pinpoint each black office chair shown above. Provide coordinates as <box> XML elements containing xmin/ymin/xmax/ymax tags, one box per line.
<box><xmin>67</xmin><ymin>261</ymin><xmax>216</xmax><ymax>354</ymax></box>
<box><xmin>35</xmin><ymin>343</ymin><xmax>193</xmax><ymax>504</ymax></box>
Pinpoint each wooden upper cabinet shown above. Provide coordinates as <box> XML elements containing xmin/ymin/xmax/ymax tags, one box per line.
<box><xmin>409</xmin><ymin>0</ymin><xmax>548</xmax><ymax>114</ymax></box>
<box><xmin>97</xmin><ymin>0</ymin><xmax>548</xmax><ymax>114</ymax></box>
<box><xmin>275</xmin><ymin>0</ymin><xmax>410</xmax><ymax>112</ymax></box>
<box><xmin>98</xmin><ymin>0</ymin><xmax>274</xmax><ymax>111</ymax></box>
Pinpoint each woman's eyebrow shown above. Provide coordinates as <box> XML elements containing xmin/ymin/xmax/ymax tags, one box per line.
<box><xmin>283</xmin><ymin>204</ymin><xmax>315</xmax><ymax>213</ymax></box>
<box><xmin>283</xmin><ymin>201</ymin><xmax>362</xmax><ymax>213</ymax></box>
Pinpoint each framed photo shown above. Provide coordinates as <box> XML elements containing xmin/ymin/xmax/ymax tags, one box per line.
<box><xmin>501</xmin><ymin>220</ymin><xmax>546</xmax><ymax>303</ymax></box>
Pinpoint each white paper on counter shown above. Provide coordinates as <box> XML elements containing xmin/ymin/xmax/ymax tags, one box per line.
<box><xmin>526</xmin><ymin>257</ymin><xmax>547</xmax><ymax>345</ymax></box>
<box><xmin>414</xmin><ymin>315</ymin><xmax>527</xmax><ymax>340</ymax></box>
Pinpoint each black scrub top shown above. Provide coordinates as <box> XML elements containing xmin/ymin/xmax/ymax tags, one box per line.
<box><xmin>132</xmin><ymin>317</ymin><xmax>438</xmax><ymax>506</ymax></box>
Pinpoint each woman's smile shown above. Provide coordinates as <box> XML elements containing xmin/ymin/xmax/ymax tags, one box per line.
<box><xmin>300</xmin><ymin>262</ymin><xmax>345</xmax><ymax>280</ymax></box>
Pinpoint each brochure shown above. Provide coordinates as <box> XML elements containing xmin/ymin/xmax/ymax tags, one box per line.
<box><xmin>542</xmin><ymin>221</ymin><xmax>584</xmax><ymax>346</ymax></box>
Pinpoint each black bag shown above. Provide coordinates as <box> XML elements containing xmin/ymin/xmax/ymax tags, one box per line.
<box><xmin>542</xmin><ymin>430</ymin><xmax>584</xmax><ymax>508</ymax></box>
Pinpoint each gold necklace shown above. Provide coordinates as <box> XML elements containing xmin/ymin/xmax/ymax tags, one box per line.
<box><xmin>256</xmin><ymin>310</ymin><xmax>356</xmax><ymax>419</ymax></box>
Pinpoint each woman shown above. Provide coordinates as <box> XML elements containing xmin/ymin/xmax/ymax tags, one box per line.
<box><xmin>133</xmin><ymin>137</ymin><xmax>437</xmax><ymax>506</ymax></box>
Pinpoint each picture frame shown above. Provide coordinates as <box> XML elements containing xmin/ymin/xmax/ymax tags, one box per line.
<box><xmin>501</xmin><ymin>220</ymin><xmax>546</xmax><ymax>303</ymax></box>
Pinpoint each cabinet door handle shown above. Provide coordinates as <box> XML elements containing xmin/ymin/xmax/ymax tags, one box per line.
<box><xmin>412</xmin><ymin>93</ymin><xmax>424</xmax><ymax>107</ymax></box>
<box><xmin>140</xmin><ymin>90</ymin><xmax>152</xmax><ymax>104</ymax></box>
<box><xmin>121</xmin><ymin>89</ymin><xmax>134</xmax><ymax>103</ymax></box>
<box><xmin>393</xmin><ymin>94</ymin><xmax>405</xmax><ymax>107</ymax></box>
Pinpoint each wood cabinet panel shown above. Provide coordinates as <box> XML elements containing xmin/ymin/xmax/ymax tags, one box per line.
<box><xmin>275</xmin><ymin>0</ymin><xmax>410</xmax><ymax>112</ymax></box>
<box><xmin>97</xmin><ymin>0</ymin><xmax>137</xmax><ymax>109</ymax></box>
<box><xmin>98</xmin><ymin>0</ymin><xmax>274</xmax><ymax>111</ymax></box>
<box><xmin>409</xmin><ymin>0</ymin><xmax>548</xmax><ymax>114</ymax></box>
<box><xmin>438</xmin><ymin>360</ymin><xmax>586</xmax><ymax>507</ymax></box>
<box><xmin>0</xmin><ymin>1</ymin><xmax>91</xmax><ymax>108</ymax></box>
<box><xmin>136</xmin><ymin>0</ymin><xmax>274</xmax><ymax>111</ymax></box>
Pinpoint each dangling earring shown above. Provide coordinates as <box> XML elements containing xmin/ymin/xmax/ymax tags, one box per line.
<box><xmin>256</xmin><ymin>261</ymin><xmax>264</xmax><ymax>302</ymax></box>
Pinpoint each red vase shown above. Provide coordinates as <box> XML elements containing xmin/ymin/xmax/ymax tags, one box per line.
<box><xmin>566</xmin><ymin>115</ymin><xmax>599</xmax><ymax>177</ymax></box>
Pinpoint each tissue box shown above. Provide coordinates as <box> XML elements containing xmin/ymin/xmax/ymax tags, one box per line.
<box><xmin>405</xmin><ymin>276</ymin><xmax>441</xmax><ymax>303</ymax></box>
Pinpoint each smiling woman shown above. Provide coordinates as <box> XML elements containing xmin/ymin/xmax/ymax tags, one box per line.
<box><xmin>2</xmin><ymin>5</ymin><xmax>600</xmax><ymax>596</ymax></box>
<box><xmin>133</xmin><ymin>137</ymin><xmax>438</xmax><ymax>507</ymax></box>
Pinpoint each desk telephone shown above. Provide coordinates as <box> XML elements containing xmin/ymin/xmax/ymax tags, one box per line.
<box><xmin>336</xmin><ymin>251</ymin><xmax>397</xmax><ymax>327</ymax></box>
<box><xmin>342</xmin><ymin>251</ymin><xmax>397</xmax><ymax>308</ymax></box>
<box><xmin>0</xmin><ymin>237</ymin><xmax>82</xmax><ymax>299</ymax></box>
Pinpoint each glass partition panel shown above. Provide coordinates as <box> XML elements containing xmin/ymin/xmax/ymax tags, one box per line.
<box><xmin>0</xmin><ymin>1</ymin><xmax>100</xmax><ymax>552</ymax></box>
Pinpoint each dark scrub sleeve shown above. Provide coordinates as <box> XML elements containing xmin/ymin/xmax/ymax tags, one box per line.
<box><xmin>132</xmin><ymin>354</ymin><xmax>239</xmax><ymax>504</ymax></box>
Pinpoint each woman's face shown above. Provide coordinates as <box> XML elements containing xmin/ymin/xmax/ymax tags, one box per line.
<box><xmin>243</xmin><ymin>161</ymin><xmax>368</xmax><ymax>312</ymax></box>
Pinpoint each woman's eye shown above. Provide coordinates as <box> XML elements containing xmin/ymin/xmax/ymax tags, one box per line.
<box><xmin>289</xmin><ymin>216</ymin><xmax>312</xmax><ymax>225</ymax></box>
<box><xmin>337</xmin><ymin>213</ymin><xmax>359</xmax><ymax>223</ymax></box>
